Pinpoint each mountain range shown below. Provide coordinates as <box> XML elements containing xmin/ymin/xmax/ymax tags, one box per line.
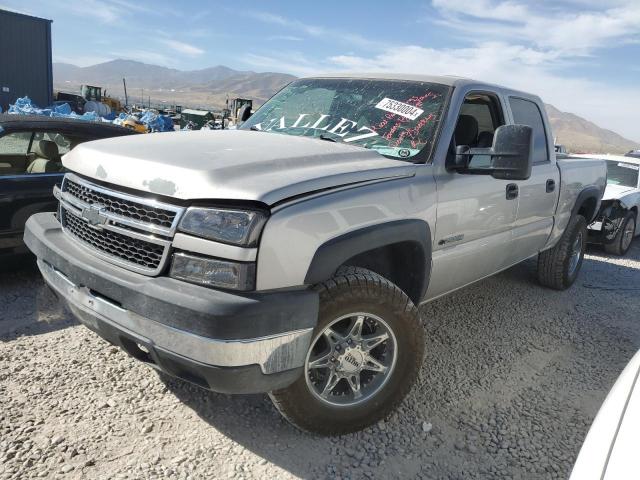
<box><xmin>54</xmin><ymin>59</ymin><xmax>295</xmax><ymax>109</ymax></box>
<box><xmin>53</xmin><ymin>59</ymin><xmax>638</xmax><ymax>154</ymax></box>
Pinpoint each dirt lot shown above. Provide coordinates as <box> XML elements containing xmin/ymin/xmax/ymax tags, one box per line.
<box><xmin>1</xmin><ymin>243</ymin><xmax>639</xmax><ymax>480</ymax></box>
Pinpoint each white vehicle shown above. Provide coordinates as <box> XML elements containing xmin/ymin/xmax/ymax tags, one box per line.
<box><xmin>570</xmin><ymin>350</ymin><xmax>640</xmax><ymax>479</ymax></box>
<box><xmin>576</xmin><ymin>154</ymin><xmax>640</xmax><ymax>255</ymax></box>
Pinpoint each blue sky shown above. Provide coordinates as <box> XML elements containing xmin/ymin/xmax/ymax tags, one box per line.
<box><xmin>2</xmin><ymin>0</ymin><xmax>640</xmax><ymax>141</ymax></box>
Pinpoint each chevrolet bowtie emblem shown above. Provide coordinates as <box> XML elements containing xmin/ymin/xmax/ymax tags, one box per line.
<box><xmin>81</xmin><ymin>204</ymin><xmax>108</xmax><ymax>227</ymax></box>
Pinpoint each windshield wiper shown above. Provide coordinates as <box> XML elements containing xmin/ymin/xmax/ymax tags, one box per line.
<box><xmin>249</xmin><ymin>126</ymin><xmax>261</xmax><ymax>131</ymax></box>
<box><xmin>319</xmin><ymin>133</ymin><xmax>340</xmax><ymax>143</ymax></box>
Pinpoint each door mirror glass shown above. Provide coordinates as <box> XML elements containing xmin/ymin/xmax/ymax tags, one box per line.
<box><xmin>489</xmin><ymin>124</ymin><xmax>533</xmax><ymax>180</ymax></box>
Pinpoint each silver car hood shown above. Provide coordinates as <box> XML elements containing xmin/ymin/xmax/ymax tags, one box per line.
<box><xmin>62</xmin><ymin>130</ymin><xmax>416</xmax><ymax>205</ymax></box>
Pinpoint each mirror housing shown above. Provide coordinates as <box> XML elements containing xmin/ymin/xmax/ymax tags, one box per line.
<box><xmin>448</xmin><ymin>124</ymin><xmax>534</xmax><ymax>181</ymax></box>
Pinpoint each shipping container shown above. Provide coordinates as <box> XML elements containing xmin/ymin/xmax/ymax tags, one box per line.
<box><xmin>0</xmin><ymin>9</ymin><xmax>53</xmax><ymax>112</ymax></box>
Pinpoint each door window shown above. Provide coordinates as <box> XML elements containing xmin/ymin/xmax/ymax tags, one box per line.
<box><xmin>0</xmin><ymin>132</ymin><xmax>32</xmax><ymax>155</ymax></box>
<box><xmin>509</xmin><ymin>97</ymin><xmax>549</xmax><ymax>164</ymax></box>
<box><xmin>453</xmin><ymin>93</ymin><xmax>505</xmax><ymax>168</ymax></box>
<box><xmin>0</xmin><ymin>132</ymin><xmax>33</xmax><ymax>176</ymax></box>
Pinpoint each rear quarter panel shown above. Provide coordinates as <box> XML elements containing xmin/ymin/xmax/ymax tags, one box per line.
<box><xmin>544</xmin><ymin>158</ymin><xmax>606</xmax><ymax>249</ymax></box>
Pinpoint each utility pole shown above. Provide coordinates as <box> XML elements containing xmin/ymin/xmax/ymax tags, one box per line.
<box><xmin>122</xmin><ymin>78</ymin><xmax>128</xmax><ymax>109</ymax></box>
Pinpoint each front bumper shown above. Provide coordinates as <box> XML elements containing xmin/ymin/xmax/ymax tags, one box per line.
<box><xmin>24</xmin><ymin>212</ymin><xmax>318</xmax><ymax>393</ymax></box>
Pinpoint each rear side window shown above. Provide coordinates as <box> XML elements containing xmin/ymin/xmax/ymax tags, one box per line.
<box><xmin>509</xmin><ymin>98</ymin><xmax>549</xmax><ymax>164</ymax></box>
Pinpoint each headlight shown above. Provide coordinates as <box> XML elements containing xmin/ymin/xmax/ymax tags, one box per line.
<box><xmin>178</xmin><ymin>207</ymin><xmax>267</xmax><ymax>246</ymax></box>
<box><xmin>170</xmin><ymin>252</ymin><xmax>255</xmax><ymax>290</ymax></box>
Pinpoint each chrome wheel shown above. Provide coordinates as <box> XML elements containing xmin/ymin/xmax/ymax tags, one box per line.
<box><xmin>304</xmin><ymin>313</ymin><xmax>397</xmax><ymax>407</ymax></box>
<box><xmin>568</xmin><ymin>231</ymin><xmax>583</xmax><ymax>276</ymax></box>
<box><xmin>622</xmin><ymin>217</ymin><xmax>635</xmax><ymax>251</ymax></box>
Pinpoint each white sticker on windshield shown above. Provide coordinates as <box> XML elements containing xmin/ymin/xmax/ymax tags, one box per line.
<box><xmin>618</xmin><ymin>162</ymin><xmax>639</xmax><ymax>170</ymax></box>
<box><xmin>375</xmin><ymin>98</ymin><xmax>424</xmax><ymax>120</ymax></box>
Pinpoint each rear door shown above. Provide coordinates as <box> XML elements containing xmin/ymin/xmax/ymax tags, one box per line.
<box><xmin>0</xmin><ymin>130</ymin><xmax>64</xmax><ymax>255</ymax></box>
<box><xmin>507</xmin><ymin>97</ymin><xmax>560</xmax><ymax>260</ymax></box>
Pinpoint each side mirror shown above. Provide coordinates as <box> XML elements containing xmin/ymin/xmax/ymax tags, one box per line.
<box><xmin>448</xmin><ymin>124</ymin><xmax>533</xmax><ymax>181</ymax></box>
<box><xmin>489</xmin><ymin>124</ymin><xmax>533</xmax><ymax>181</ymax></box>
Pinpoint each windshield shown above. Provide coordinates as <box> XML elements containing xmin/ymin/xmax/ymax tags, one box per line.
<box><xmin>606</xmin><ymin>160</ymin><xmax>639</xmax><ymax>188</ymax></box>
<box><xmin>241</xmin><ymin>78</ymin><xmax>450</xmax><ymax>161</ymax></box>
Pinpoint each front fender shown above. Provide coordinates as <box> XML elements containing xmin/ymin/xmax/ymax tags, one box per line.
<box><xmin>255</xmin><ymin>172</ymin><xmax>438</xmax><ymax>291</ymax></box>
<box><xmin>304</xmin><ymin>219</ymin><xmax>432</xmax><ymax>300</ymax></box>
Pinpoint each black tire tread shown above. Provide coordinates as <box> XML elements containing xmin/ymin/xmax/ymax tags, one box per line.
<box><xmin>537</xmin><ymin>215</ymin><xmax>586</xmax><ymax>290</ymax></box>
<box><xmin>604</xmin><ymin>211</ymin><xmax>636</xmax><ymax>256</ymax></box>
<box><xmin>269</xmin><ymin>266</ymin><xmax>424</xmax><ymax>435</ymax></box>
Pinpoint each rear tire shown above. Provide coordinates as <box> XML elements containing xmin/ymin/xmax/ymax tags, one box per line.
<box><xmin>269</xmin><ymin>267</ymin><xmax>425</xmax><ymax>435</ymax></box>
<box><xmin>537</xmin><ymin>215</ymin><xmax>587</xmax><ymax>290</ymax></box>
<box><xmin>604</xmin><ymin>211</ymin><xmax>636</xmax><ymax>256</ymax></box>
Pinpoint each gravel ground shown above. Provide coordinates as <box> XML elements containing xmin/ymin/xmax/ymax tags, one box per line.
<box><xmin>1</xmin><ymin>243</ymin><xmax>639</xmax><ymax>480</ymax></box>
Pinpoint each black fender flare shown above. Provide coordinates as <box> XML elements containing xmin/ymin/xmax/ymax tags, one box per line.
<box><xmin>304</xmin><ymin>219</ymin><xmax>432</xmax><ymax>301</ymax></box>
<box><xmin>572</xmin><ymin>186</ymin><xmax>602</xmax><ymax>223</ymax></box>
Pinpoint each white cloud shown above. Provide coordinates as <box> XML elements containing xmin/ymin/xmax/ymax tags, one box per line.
<box><xmin>64</xmin><ymin>0</ymin><xmax>125</xmax><ymax>24</ymax></box>
<box><xmin>268</xmin><ymin>35</ymin><xmax>304</xmax><ymax>42</ymax></box>
<box><xmin>53</xmin><ymin>54</ymin><xmax>114</xmax><ymax>67</ymax></box>
<box><xmin>160</xmin><ymin>39</ymin><xmax>205</xmax><ymax>57</ymax></box>
<box><xmin>0</xmin><ymin>3</ymin><xmax>35</xmax><ymax>16</ymax></box>
<box><xmin>62</xmin><ymin>0</ymin><xmax>183</xmax><ymax>25</ymax></box>
<box><xmin>109</xmin><ymin>49</ymin><xmax>172</xmax><ymax>66</ymax></box>
<box><xmin>431</xmin><ymin>0</ymin><xmax>640</xmax><ymax>55</ymax></box>
<box><xmin>242</xmin><ymin>52</ymin><xmax>322</xmax><ymax>77</ymax></box>
<box><xmin>246</xmin><ymin>10</ymin><xmax>384</xmax><ymax>50</ymax></box>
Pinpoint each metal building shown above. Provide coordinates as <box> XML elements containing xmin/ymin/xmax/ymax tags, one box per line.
<box><xmin>0</xmin><ymin>9</ymin><xmax>53</xmax><ymax>112</ymax></box>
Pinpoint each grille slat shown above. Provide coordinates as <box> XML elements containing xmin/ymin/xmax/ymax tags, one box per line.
<box><xmin>64</xmin><ymin>179</ymin><xmax>176</xmax><ymax>229</ymax></box>
<box><xmin>59</xmin><ymin>174</ymin><xmax>183</xmax><ymax>275</ymax></box>
<box><xmin>64</xmin><ymin>209</ymin><xmax>165</xmax><ymax>270</ymax></box>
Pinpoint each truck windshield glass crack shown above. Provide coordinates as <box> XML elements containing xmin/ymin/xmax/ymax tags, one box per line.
<box><xmin>241</xmin><ymin>78</ymin><xmax>450</xmax><ymax>161</ymax></box>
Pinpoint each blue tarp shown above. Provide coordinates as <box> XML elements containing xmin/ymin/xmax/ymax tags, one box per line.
<box><xmin>139</xmin><ymin>110</ymin><xmax>174</xmax><ymax>132</ymax></box>
<box><xmin>6</xmin><ymin>96</ymin><xmax>174</xmax><ymax>132</ymax></box>
<box><xmin>8</xmin><ymin>96</ymin><xmax>104</xmax><ymax>122</ymax></box>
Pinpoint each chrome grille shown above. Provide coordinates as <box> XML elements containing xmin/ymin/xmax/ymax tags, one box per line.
<box><xmin>63</xmin><ymin>208</ymin><xmax>165</xmax><ymax>270</ymax></box>
<box><xmin>56</xmin><ymin>173</ymin><xmax>185</xmax><ymax>275</ymax></box>
<box><xmin>65</xmin><ymin>178</ymin><xmax>176</xmax><ymax>229</ymax></box>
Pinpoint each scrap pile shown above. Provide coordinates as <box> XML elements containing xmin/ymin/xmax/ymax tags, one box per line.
<box><xmin>6</xmin><ymin>96</ymin><xmax>175</xmax><ymax>133</ymax></box>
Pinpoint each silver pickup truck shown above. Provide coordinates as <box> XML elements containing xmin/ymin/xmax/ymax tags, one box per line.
<box><xmin>24</xmin><ymin>74</ymin><xmax>606</xmax><ymax>434</ymax></box>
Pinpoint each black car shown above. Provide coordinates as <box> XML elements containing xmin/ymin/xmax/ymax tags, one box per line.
<box><xmin>0</xmin><ymin>114</ymin><xmax>136</xmax><ymax>258</ymax></box>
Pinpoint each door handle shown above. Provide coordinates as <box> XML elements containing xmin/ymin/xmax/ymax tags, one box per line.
<box><xmin>546</xmin><ymin>179</ymin><xmax>556</xmax><ymax>193</ymax></box>
<box><xmin>506</xmin><ymin>183</ymin><xmax>519</xmax><ymax>200</ymax></box>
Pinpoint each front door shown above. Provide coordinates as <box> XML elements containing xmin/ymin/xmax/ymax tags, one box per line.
<box><xmin>426</xmin><ymin>92</ymin><xmax>518</xmax><ymax>300</ymax></box>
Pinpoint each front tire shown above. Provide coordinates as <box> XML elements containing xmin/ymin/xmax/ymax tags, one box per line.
<box><xmin>269</xmin><ymin>267</ymin><xmax>425</xmax><ymax>435</ymax></box>
<box><xmin>537</xmin><ymin>215</ymin><xmax>587</xmax><ymax>290</ymax></box>
<box><xmin>604</xmin><ymin>211</ymin><xmax>636</xmax><ymax>256</ymax></box>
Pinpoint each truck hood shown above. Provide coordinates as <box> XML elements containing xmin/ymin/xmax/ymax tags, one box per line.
<box><xmin>602</xmin><ymin>184</ymin><xmax>637</xmax><ymax>201</ymax></box>
<box><xmin>63</xmin><ymin>130</ymin><xmax>415</xmax><ymax>205</ymax></box>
